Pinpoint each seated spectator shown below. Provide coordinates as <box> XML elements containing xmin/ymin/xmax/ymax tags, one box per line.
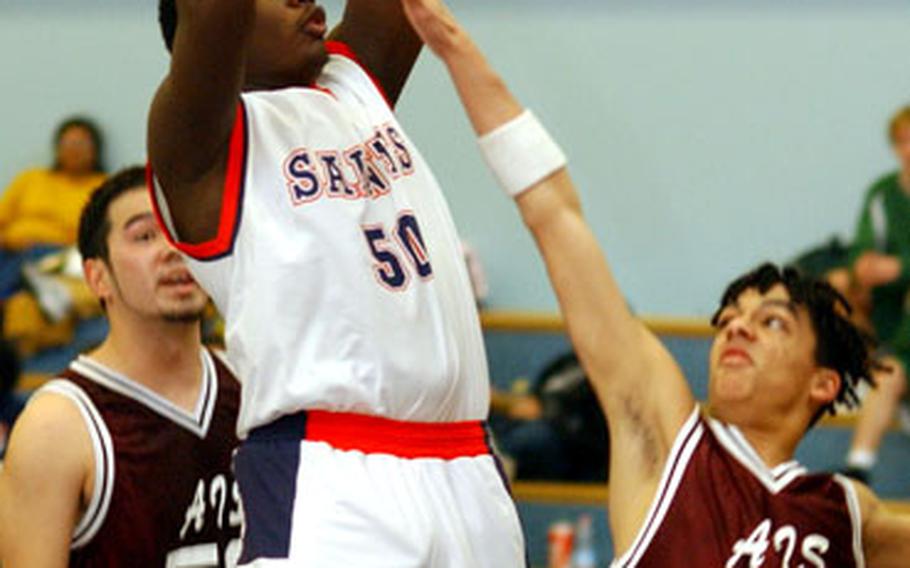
<box><xmin>3</xmin><ymin>245</ymin><xmax>104</xmax><ymax>352</ymax></box>
<box><xmin>491</xmin><ymin>352</ymin><xmax>609</xmax><ymax>482</ymax></box>
<box><xmin>841</xmin><ymin>104</ymin><xmax>910</xmax><ymax>482</ymax></box>
<box><xmin>0</xmin><ymin>116</ymin><xmax>106</xmax><ymax>302</ymax></box>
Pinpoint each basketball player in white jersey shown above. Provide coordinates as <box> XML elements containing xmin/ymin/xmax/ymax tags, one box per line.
<box><xmin>148</xmin><ymin>1</ymin><xmax>524</xmax><ymax>566</ymax></box>
<box><xmin>0</xmin><ymin>167</ymin><xmax>241</xmax><ymax>567</ymax></box>
<box><xmin>402</xmin><ymin>0</ymin><xmax>910</xmax><ymax>565</ymax></box>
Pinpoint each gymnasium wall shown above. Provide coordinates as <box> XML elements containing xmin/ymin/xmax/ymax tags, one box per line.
<box><xmin>2</xmin><ymin>1</ymin><xmax>910</xmax><ymax>315</ymax></box>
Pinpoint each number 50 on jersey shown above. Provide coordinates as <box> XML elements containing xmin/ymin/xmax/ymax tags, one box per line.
<box><xmin>362</xmin><ymin>211</ymin><xmax>434</xmax><ymax>291</ymax></box>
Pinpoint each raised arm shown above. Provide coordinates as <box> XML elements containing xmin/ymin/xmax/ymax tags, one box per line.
<box><xmin>147</xmin><ymin>0</ymin><xmax>254</xmax><ymax>244</ymax></box>
<box><xmin>401</xmin><ymin>0</ymin><xmax>694</xmax><ymax>442</ymax></box>
<box><xmin>0</xmin><ymin>394</ymin><xmax>91</xmax><ymax>567</ymax></box>
<box><xmin>330</xmin><ymin>0</ymin><xmax>424</xmax><ymax>105</ymax></box>
<box><xmin>401</xmin><ymin>0</ymin><xmax>695</xmax><ymax>550</ymax></box>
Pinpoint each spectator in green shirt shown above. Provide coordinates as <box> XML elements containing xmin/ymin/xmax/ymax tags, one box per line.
<box><xmin>844</xmin><ymin>105</ymin><xmax>910</xmax><ymax>483</ymax></box>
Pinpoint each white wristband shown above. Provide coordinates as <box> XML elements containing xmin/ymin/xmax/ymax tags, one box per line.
<box><xmin>477</xmin><ymin>109</ymin><xmax>567</xmax><ymax>198</ymax></box>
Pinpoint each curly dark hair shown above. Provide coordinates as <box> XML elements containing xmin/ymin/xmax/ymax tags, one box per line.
<box><xmin>159</xmin><ymin>0</ymin><xmax>177</xmax><ymax>52</ymax></box>
<box><xmin>711</xmin><ymin>263</ymin><xmax>875</xmax><ymax>427</ymax></box>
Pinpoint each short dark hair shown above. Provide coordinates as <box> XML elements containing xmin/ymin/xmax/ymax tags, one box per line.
<box><xmin>53</xmin><ymin>115</ymin><xmax>106</xmax><ymax>173</ymax></box>
<box><xmin>78</xmin><ymin>166</ymin><xmax>148</xmax><ymax>264</ymax></box>
<box><xmin>159</xmin><ymin>0</ymin><xmax>177</xmax><ymax>52</ymax></box>
<box><xmin>711</xmin><ymin>263</ymin><xmax>874</xmax><ymax>426</ymax></box>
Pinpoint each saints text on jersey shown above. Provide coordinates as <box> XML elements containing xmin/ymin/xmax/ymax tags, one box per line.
<box><xmin>283</xmin><ymin>122</ymin><xmax>415</xmax><ymax>206</ymax></box>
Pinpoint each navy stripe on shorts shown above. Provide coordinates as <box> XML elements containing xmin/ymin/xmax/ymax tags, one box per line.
<box><xmin>234</xmin><ymin>412</ymin><xmax>308</xmax><ymax>564</ymax></box>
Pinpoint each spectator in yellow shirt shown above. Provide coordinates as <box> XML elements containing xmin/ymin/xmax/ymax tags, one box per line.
<box><xmin>0</xmin><ymin>117</ymin><xmax>106</xmax><ymax>299</ymax></box>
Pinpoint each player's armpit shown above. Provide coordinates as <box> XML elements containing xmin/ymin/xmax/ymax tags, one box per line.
<box><xmin>0</xmin><ymin>394</ymin><xmax>91</xmax><ymax>568</ymax></box>
<box><xmin>855</xmin><ymin>481</ymin><xmax>910</xmax><ymax>567</ymax></box>
<box><xmin>330</xmin><ymin>0</ymin><xmax>423</xmax><ymax>105</ymax></box>
<box><xmin>600</xmin><ymin>355</ymin><xmax>698</xmax><ymax>558</ymax></box>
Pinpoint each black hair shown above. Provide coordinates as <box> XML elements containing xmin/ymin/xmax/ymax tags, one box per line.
<box><xmin>78</xmin><ymin>166</ymin><xmax>148</xmax><ymax>264</ymax></box>
<box><xmin>53</xmin><ymin>115</ymin><xmax>106</xmax><ymax>173</ymax></box>
<box><xmin>159</xmin><ymin>0</ymin><xmax>177</xmax><ymax>52</ymax></box>
<box><xmin>711</xmin><ymin>263</ymin><xmax>875</xmax><ymax>426</ymax></box>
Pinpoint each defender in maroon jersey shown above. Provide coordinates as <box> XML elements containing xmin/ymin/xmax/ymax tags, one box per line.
<box><xmin>0</xmin><ymin>167</ymin><xmax>241</xmax><ymax>567</ymax></box>
<box><xmin>401</xmin><ymin>0</ymin><xmax>910</xmax><ymax>565</ymax></box>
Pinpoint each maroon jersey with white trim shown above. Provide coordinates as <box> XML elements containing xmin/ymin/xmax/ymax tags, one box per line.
<box><xmin>613</xmin><ymin>408</ymin><xmax>863</xmax><ymax>568</ymax></box>
<box><xmin>40</xmin><ymin>349</ymin><xmax>241</xmax><ymax>568</ymax></box>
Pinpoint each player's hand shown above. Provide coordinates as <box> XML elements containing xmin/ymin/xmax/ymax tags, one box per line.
<box><xmin>400</xmin><ymin>0</ymin><xmax>465</xmax><ymax>58</ymax></box>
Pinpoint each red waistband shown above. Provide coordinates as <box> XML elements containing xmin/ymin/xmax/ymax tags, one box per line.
<box><xmin>305</xmin><ymin>410</ymin><xmax>491</xmax><ymax>460</ymax></box>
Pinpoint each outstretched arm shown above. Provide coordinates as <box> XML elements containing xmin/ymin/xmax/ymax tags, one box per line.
<box><xmin>330</xmin><ymin>0</ymin><xmax>424</xmax><ymax>106</ymax></box>
<box><xmin>401</xmin><ymin>0</ymin><xmax>695</xmax><ymax>552</ymax></box>
<box><xmin>147</xmin><ymin>0</ymin><xmax>254</xmax><ymax>244</ymax></box>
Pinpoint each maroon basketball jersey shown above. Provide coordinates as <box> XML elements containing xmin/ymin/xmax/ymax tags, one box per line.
<box><xmin>40</xmin><ymin>349</ymin><xmax>241</xmax><ymax>567</ymax></box>
<box><xmin>613</xmin><ymin>408</ymin><xmax>863</xmax><ymax>567</ymax></box>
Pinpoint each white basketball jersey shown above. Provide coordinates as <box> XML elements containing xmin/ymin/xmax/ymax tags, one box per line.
<box><xmin>151</xmin><ymin>42</ymin><xmax>490</xmax><ymax>437</ymax></box>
